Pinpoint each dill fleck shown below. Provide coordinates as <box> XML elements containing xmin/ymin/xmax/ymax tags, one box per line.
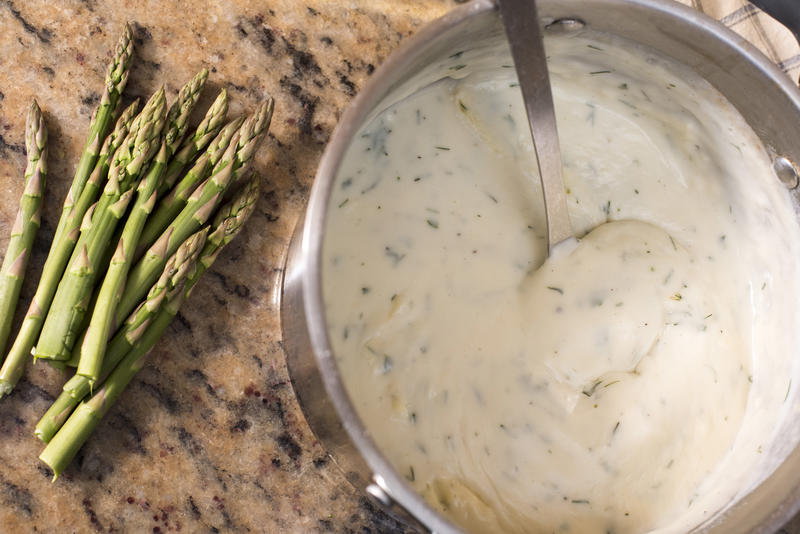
<box><xmin>450</xmin><ymin>64</ymin><xmax>467</xmax><ymax>71</ymax></box>
<box><xmin>449</xmin><ymin>51</ymin><xmax>464</xmax><ymax>59</ymax></box>
<box><xmin>361</xmin><ymin>287</ymin><xmax>370</xmax><ymax>294</ymax></box>
<box><xmin>590</xmin><ymin>70</ymin><xmax>612</xmax><ymax>75</ymax></box>
<box><xmin>612</xmin><ymin>421</ymin><xmax>620</xmax><ymax>435</ymax></box>
<box><xmin>407</xmin><ymin>466</ymin><xmax>416</xmax><ymax>482</ymax></box>
<box><xmin>785</xmin><ymin>380</ymin><xmax>792</xmax><ymax>402</ymax></box>
<box><xmin>704</xmin><ymin>313</ymin><xmax>713</xmax><ymax>319</ymax></box>
<box><xmin>338</xmin><ymin>198</ymin><xmax>350</xmax><ymax>208</ymax></box>
<box><xmin>426</xmin><ymin>219</ymin><xmax>439</xmax><ymax>229</ymax></box>
<box><xmin>571</xmin><ymin>499</ymin><xmax>591</xmax><ymax>505</ymax></box>
<box><xmin>670</xmin><ymin>293</ymin><xmax>682</xmax><ymax>301</ymax></box>
<box><xmin>669</xmin><ymin>236</ymin><xmax>677</xmax><ymax>250</ymax></box>
<box><xmin>582</xmin><ymin>380</ymin><xmax>603</xmax><ymax>397</ymax></box>
<box><xmin>509</xmin><ymin>82</ymin><xmax>520</xmax><ymax>88</ymax></box>
<box><xmin>547</xmin><ymin>286</ymin><xmax>564</xmax><ymax>295</ymax></box>
<box><xmin>435</xmin><ymin>146</ymin><xmax>451</xmax><ymax>151</ymax></box>
<box><xmin>458</xmin><ymin>99</ymin><xmax>468</xmax><ymax>112</ymax></box>
<box><xmin>587</xmin><ymin>44</ymin><xmax>604</xmax><ymax>51</ymax></box>
<box><xmin>619</xmin><ymin>82</ymin><xmax>629</xmax><ymax>90</ymax></box>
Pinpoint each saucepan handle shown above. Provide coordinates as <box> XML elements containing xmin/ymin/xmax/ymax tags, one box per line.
<box><xmin>749</xmin><ymin>0</ymin><xmax>800</xmax><ymax>46</ymax></box>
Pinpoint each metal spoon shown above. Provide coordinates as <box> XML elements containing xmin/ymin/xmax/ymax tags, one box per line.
<box><xmin>497</xmin><ymin>0</ymin><xmax>576</xmax><ymax>255</ymax></box>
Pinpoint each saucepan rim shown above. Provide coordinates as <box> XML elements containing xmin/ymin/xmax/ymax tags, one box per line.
<box><xmin>293</xmin><ymin>0</ymin><xmax>800</xmax><ymax>532</ymax></box>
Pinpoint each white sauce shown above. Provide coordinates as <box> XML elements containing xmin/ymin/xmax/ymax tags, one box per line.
<box><xmin>321</xmin><ymin>34</ymin><xmax>800</xmax><ymax>533</ymax></box>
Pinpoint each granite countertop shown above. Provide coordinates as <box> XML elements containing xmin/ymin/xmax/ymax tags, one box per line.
<box><xmin>0</xmin><ymin>1</ymin><xmax>452</xmax><ymax>532</ymax></box>
<box><xmin>1</xmin><ymin>1</ymin><xmax>800</xmax><ymax>533</ymax></box>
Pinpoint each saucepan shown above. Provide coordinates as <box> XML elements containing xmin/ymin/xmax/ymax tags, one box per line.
<box><xmin>280</xmin><ymin>0</ymin><xmax>800</xmax><ymax>532</ymax></box>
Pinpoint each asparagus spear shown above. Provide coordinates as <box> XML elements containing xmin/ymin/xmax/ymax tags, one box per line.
<box><xmin>77</xmin><ymin>143</ymin><xmax>167</xmax><ymax>381</ymax></box>
<box><xmin>33</xmin><ymin>89</ymin><xmax>167</xmax><ymax>362</ymax></box>
<box><xmin>164</xmin><ymin>68</ymin><xmax>209</xmax><ymax>157</ymax></box>
<box><xmin>0</xmin><ymin>101</ymin><xmax>139</xmax><ymax>396</ymax></box>
<box><xmin>35</xmin><ymin>228</ymin><xmax>209</xmax><ymax>443</ymax></box>
<box><xmin>39</xmin><ymin>229</ymin><xmax>207</xmax><ymax>473</ymax></box>
<box><xmin>37</xmin><ymin>177</ymin><xmax>257</xmax><ymax>445</ymax></box>
<box><xmin>0</xmin><ymin>101</ymin><xmax>47</xmax><ymax>354</ymax></box>
<box><xmin>53</xmin><ymin>24</ymin><xmax>134</xmax><ymax>247</ymax></box>
<box><xmin>0</xmin><ymin>36</ymin><xmax>135</xmax><ymax>398</ymax></box>
<box><xmin>118</xmin><ymin>100</ymin><xmax>272</xmax><ymax>320</ymax></box>
<box><xmin>62</xmin><ymin>174</ymin><xmax>259</xmax><ymax>377</ymax></box>
<box><xmin>139</xmin><ymin>115</ymin><xmax>244</xmax><ymax>256</ymax></box>
<box><xmin>72</xmin><ymin>72</ymin><xmax>209</xmax><ymax>379</ymax></box>
<box><xmin>159</xmin><ymin>89</ymin><xmax>228</xmax><ymax>196</ymax></box>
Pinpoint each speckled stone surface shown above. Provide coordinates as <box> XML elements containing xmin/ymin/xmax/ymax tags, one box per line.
<box><xmin>1</xmin><ymin>1</ymin><xmax>800</xmax><ymax>533</ymax></box>
<box><xmin>0</xmin><ymin>1</ymin><xmax>452</xmax><ymax>532</ymax></box>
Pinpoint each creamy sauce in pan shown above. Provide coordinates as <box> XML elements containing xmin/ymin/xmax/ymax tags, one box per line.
<box><xmin>322</xmin><ymin>35</ymin><xmax>800</xmax><ymax>533</ymax></box>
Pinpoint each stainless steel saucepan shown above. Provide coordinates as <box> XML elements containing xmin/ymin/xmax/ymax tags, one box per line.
<box><xmin>281</xmin><ymin>1</ymin><xmax>800</xmax><ymax>532</ymax></box>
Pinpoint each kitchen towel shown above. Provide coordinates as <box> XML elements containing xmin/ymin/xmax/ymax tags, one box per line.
<box><xmin>678</xmin><ymin>0</ymin><xmax>800</xmax><ymax>83</ymax></box>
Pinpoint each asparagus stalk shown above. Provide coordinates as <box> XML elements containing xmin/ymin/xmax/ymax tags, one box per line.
<box><xmin>164</xmin><ymin>69</ymin><xmax>209</xmax><ymax>157</ymax></box>
<box><xmin>0</xmin><ymin>37</ymin><xmax>135</xmax><ymax>398</ymax></box>
<box><xmin>198</xmin><ymin>176</ymin><xmax>260</xmax><ymax>277</ymax></box>
<box><xmin>76</xmin><ymin>143</ymin><xmax>167</xmax><ymax>382</ymax></box>
<box><xmin>62</xmin><ymin>175</ymin><xmax>259</xmax><ymax>377</ymax></box>
<box><xmin>53</xmin><ymin>25</ymin><xmax>134</xmax><ymax>247</ymax></box>
<box><xmin>39</xmin><ymin>229</ymin><xmax>206</xmax><ymax>474</ymax></box>
<box><xmin>0</xmin><ymin>101</ymin><xmax>139</xmax><ymax>396</ymax></box>
<box><xmin>139</xmin><ymin>115</ymin><xmax>244</xmax><ymax>256</ymax></box>
<box><xmin>35</xmin><ymin>228</ymin><xmax>209</xmax><ymax>443</ymax></box>
<box><xmin>70</xmin><ymin>71</ymin><xmax>209</xmax><ymax>378</ymax></box>
<box><xmin>33</xmin><ymin>89</ymin><xmax>167</xmax><ymax>362</ymax></box>
<box><xmin>37</xmin><ymin>176</ymin><xmax>257</xmax><ymax>444</ymax></box>
<box><xmin>159</xmin><ymin>88</ymin><xmax>227</xmax><ymax>196</ymax></box>
<box><xmin>0</xmin><ymin>101</ymin><xmax>47</xmax><ymax>354</ymax></box>
<box><xmin>119</xmin><ymin>100</ymin><xmax>272</xmax><ymax>320</ymax></box>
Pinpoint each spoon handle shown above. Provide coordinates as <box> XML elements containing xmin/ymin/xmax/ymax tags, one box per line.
<box><xmin>498</xmin><ymin>0</ymin><xmax>574</xmax><ymax>251</ymax></box>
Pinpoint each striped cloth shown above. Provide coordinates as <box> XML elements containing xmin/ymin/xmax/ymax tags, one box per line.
<box><xmin>678</xmin><ymin>0</ymin><xmax>800</xmax><ymax>83</ymax></box>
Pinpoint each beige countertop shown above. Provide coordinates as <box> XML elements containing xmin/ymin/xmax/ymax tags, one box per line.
<box><xmin>0</xmin><ymin>1</ymin><xmax>452</xmax><ymax>532</ymax></box>
<box><xmin>0</xmin><ymin>1</ymin><xmax>799</xmax><ymax>533</ymax></box>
